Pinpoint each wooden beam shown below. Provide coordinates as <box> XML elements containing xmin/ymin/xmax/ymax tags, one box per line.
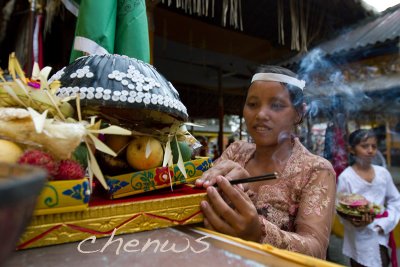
<box><xmin>218</xmin><ymin>67</ymin><xmax>224</xmax><ymax>155</ymax></box>
<box><xmin>385</xmin><ymin>120</ymin><xmax>391</xmax><ymax>167</ymax></box>
<box><xmin>26</xmin><ymin>0</ymin><xmax>36</xmax><ymax>74</ymax></box>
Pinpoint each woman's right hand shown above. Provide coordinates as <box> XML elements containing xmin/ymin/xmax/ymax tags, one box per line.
<box><xmin>195</xmin><ymin>159</ymin><xmax>250</xmax><ymax>188</ymax></box>
<box><xmin>200</xmin><ymin>176</ymin><xmax>262</xmax><ymax>242</ymax></box>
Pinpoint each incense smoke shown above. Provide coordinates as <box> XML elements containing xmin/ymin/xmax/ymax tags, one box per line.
<box><xmin>298</xmin><ymin>48</ymin><xmax>372</xmax><ymax>121</ymax></box>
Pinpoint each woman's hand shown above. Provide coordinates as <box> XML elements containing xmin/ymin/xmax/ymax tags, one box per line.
<box><xmin>195</xmin><ymin>159</ymin><xmax>250</xmax><ymax>188</ymax></box>
<box><xmin>374</xmin><ymin>225</ymin><xmax>384</xmax><ymax>234</ymax></box>
<box><xmin>350</xmin><ymin>212</ymin><xmax>374</xmax><ymax>227</ymax></box>
<box><xmin>200</xmin><ymin>176</ymin><xmax>262</xmax><ymax>242</ymax></box>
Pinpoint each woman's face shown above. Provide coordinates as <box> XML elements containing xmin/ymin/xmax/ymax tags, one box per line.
<box><xmin>243</xmin><ymin>81</ymin><xmax>299</xmax><ymax>147</ymax></box>
<box><xmin>351</xmin><ymin>137</ymin><xmax>377</xmax><ymax>165</ymax></box>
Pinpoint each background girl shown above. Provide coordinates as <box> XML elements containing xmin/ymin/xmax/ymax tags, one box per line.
<box><xmin>337</xmin><ymin>129</ymin><xmax>400</xmax><ymax>267</ymax></box>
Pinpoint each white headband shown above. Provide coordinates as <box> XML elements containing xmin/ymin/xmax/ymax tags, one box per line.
<box><xmin>251</xmin><ymin>73</ymin><xmax>306</xmax><ymax>90</ymax></box>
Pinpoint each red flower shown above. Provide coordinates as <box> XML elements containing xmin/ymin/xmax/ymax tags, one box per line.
<box><xmin>154</xmin><ymin>167</ymin><xmax>174</xmax><ymax>185</ymax></box>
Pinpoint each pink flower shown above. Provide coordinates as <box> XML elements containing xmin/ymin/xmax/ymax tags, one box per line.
<box><xmin>28</xmin><ymin>81</ymin><xmax>40</xmax><ymax>89</ymax></box>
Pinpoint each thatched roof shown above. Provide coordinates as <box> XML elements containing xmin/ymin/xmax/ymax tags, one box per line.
<box><xmin>0</xmin><ymin>0</ymin><xmax>373</xmax><ymax>119</ymax></box>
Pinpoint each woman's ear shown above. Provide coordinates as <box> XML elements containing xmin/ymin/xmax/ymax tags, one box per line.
<box><xmin>294</xmin><ymin>115</ymin><xmax>302</xmax><ymax>125</ymax></box>
<box><xmin>294</xmin><ymin>103</ymin><xmax>306</xmax><ymax>125</ymax></box>
<box><xmin>301</xmin><ymin>103</ymin><xmax>307</xmax><ymax>114</ymax></box>
<box><xmin>299</xmin><ymin>103</ymin><xmax>306</xmax><ymax>121</ymax></box>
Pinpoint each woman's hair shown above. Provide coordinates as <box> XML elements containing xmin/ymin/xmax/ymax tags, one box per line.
<box><xmin>348</xmin><ymin>129</ymin><xmax>377</xmax><ymax>165</ymax></box>
<box><xmin>253</xmin><ymin>65</ymin><xmax>304</xmax><ymax>124</ymax></box>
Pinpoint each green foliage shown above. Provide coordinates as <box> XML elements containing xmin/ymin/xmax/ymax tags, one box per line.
<box><xmin>72</xmin><ymin>143</ymin><xmax>88</xmax><ymax>169</ymax></box>
<box><xmin>171</xmin><ymin>140</ymin><xmax>192</xmax><ymax>164</ymax></box>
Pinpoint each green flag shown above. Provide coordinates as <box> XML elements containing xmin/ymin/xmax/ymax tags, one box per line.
<box><xmin>115</xmin><ymin>0</ymin><xmax>150</xmax><ymax>60</ymax></box>
<box><xmin>67</xmin><ymin>0</ymin><xmax>150</xmax><ymax>63</ymax></box>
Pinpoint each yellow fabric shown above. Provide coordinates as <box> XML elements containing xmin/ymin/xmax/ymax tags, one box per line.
<box><xmin>195</xmin><ymin>227</ymin><xmax>343</xmax><ymax>267</ymax></box>
<box><xmin>394</xmin><ymin>223</ymin><xmax>400</xmax><ymax>245</ymax></box>
<box><xmin>331</xmin><ymin>215</ymin><xmax>344</xmax><ymax>238</ymax></box>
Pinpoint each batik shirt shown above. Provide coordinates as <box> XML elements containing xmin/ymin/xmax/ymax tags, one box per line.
<box><xmin>214</xmin><ymin>139</ymin><xmax>336</xmax><ymax>259</ymax></box>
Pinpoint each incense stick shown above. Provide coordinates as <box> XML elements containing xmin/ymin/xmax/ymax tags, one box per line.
<box><xmin>229</xmin><ymin>172</ymin><xmax>278</xmax><ymax>185</ymax></box>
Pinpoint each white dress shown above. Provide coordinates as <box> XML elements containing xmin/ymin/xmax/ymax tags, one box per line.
<box><xmin>337</xmin><ymin>165</ymin><xmax>400</xmax><ymax>267</ymax></box>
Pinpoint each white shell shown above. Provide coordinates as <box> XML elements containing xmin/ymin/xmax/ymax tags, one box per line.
<box><xmin>86</xmin><ymin>92</ymin><xmax>94</xmax><ymax>99</ymax></box>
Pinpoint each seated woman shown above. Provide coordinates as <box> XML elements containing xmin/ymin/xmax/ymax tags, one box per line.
<box><xmin>195</xmin><ymin>65</ymin><xmax>336</xmax><ymax>259</ymax></box>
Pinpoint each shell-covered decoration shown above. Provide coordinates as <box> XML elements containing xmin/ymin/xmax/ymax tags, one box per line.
<box><xmin>0</xmin><ymin>53</ymin><xmax>134</xmax><ymax>190</ymax></box>
<box><xmin>51</xmin><ymin>54</ymin><xmax>188</xmax><ymax>122</ymax></box>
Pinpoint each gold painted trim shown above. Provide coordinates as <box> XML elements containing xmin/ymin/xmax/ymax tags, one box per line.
<box><xmin>19</xmin><ymin>191</ymin><xmax>206</xmax><ymax>249</ymax></box>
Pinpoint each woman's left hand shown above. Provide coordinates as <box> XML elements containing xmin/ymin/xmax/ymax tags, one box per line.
<box><xmin>374</xmin><ymin>225</ymin><xmax>384</xmax><ymax>234</ymax></box>
<box><xmin>350</xmin><ymin>212</ymin><xmax>374</xmax><ymax>227</ymax></box>
<box><xmin>200</xmin><ymin>176</ymin><xmax>262</xmax><ymax>242</ymax></box>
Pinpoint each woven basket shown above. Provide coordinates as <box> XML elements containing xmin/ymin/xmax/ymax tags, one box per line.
<box><xmin>336</xmin><ymin>206</ymin><xmax>377</xmax><ymax>221</ymax></box>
